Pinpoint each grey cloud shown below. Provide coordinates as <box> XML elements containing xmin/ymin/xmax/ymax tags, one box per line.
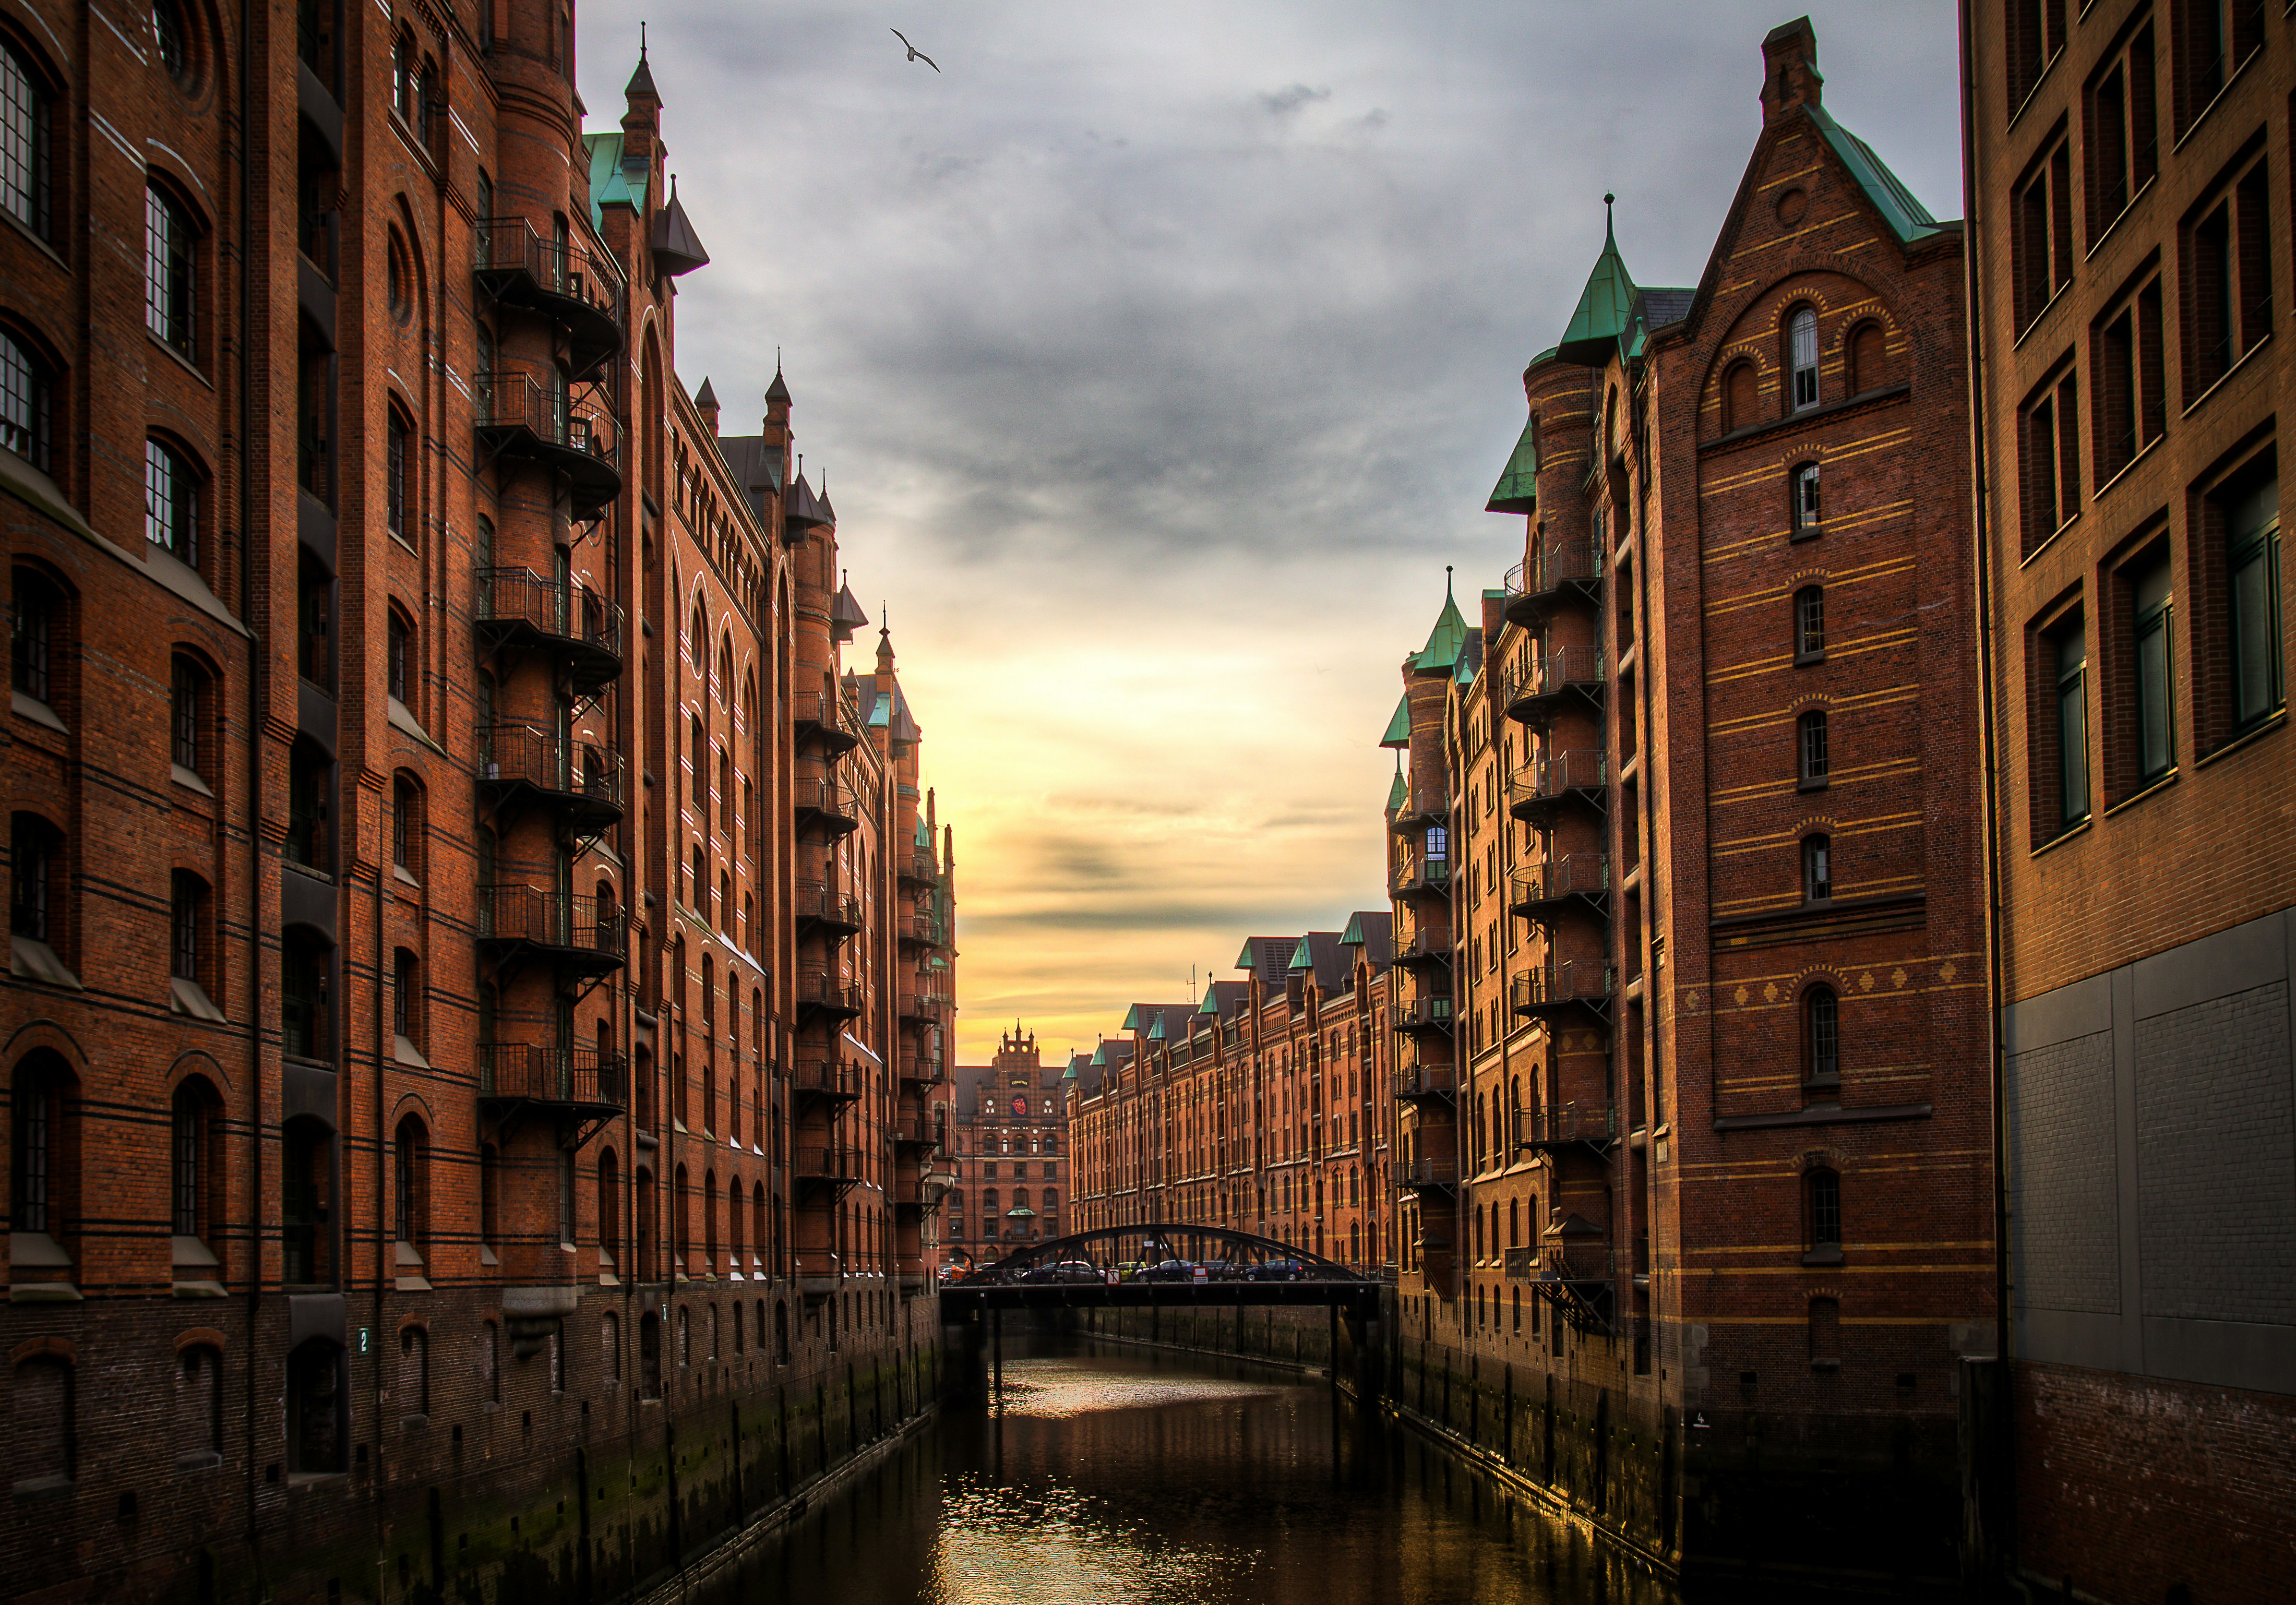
<box><xmin>1259</xmin><ymin>83</ymin><xmax>1332</xmax><ymax>116</ymax></box>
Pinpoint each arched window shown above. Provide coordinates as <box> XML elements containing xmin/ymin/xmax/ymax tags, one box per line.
<box><xmin>392</xmin><ymin>29</ymin><xmax>417</xmax><ymax>122</ymax></box>
<box><xmin>398</xmin><ymin>1325</ymin><xmax>428</xmax><ymax>1418</ymax></box>
<box><xmin>1</xmin><ymin>330</ymin><xmax>52</xmax><ymax>471</ymax></box>
<box><xmin>392</xmin><ymin>1115</ymin><xmax>427</xmax><ymax>1250</ymax></box>
<box><xmin>385</xmin><ymin>603</ymin><xmax>412</xmax><ymax>704</ymax></box>
<box><xmin>145</xmin><ymin>181</ymin><xmax>196</xmax><ymax>357</ymax></box>
<box><xmin>1848</xmin><ymin>321</ymin><xmax>1889</xmax><ymax>395</ymax></box>
<box><xmin>1805</xmin><ymin>1167</ymin><xmax>1843</xmax><ymax>1259</ymax></box>
<box><xmin>676</xmin><ymin>1305</ymin><xmax>690</xmax><ymax>1366</ymax></box>
<box><xmin>171</xmin><ymin>1077</ymin><xmax>219</xmax><ymax>1240</ymax></box>
<box><xmin>601</xmin><ymin>1311</ymin><xmax>621</xmax><ymax>1383</ymax></box>
<box><xmin>391</xmin><ymin>775</ymin><xmax>421</xmax><ymax>878</ymax></box>
<box><xmin>11</xmin><ymin>564</ymin><xmax>62</xmax><ymax>702</ymax></box>
<box><xmin>718</xmin><ymin>636</ymin><xmax>733</xmax><ymax>703</ymax></box>
<box><xmin>690</xmin><ymin>601</ymin><xmax>707</xmax><ymax>669</ymax></box>
<box><xmin>2</xmin><ymin>41</ymin><xmax>54</xmax><ymax>240</ymax></box>
<box><xmin>10</xmin><ymin>1051</ymin><xmax>72</xmax><ymax>1244</ymax></box>
<box><xmin>384</xmin><ymin>407</ymin><xmax>410</xmax><ymax>543</ymax></box>
<box><xmin>172</xmin><ymin>654</ymin><xmax>208</xmax><ymax>777</ymax></box>
<box><xmin>1797</xmin><ymin>709</ymin><xmax>1829</xmax><ymax>785</ymax></box>
<box><xmin>1794</xmin><ymin>585</ymin><xmax>1825</xmax><ymax>658</ymax></box>
<box><xmin>1788</xmin><ymin>306</ymin><xmax>1819</xmax><ymax>411</ymax></box>
<box><xmin>1723</xmin><ymin>360</ymin><xmax>1759</xmax><ymax>433</ymax></box>
<box><xmin>752</xmin><ymin>1181</ymin><xmax>767</xmax><ymax>1269</ymax></box>
<box><xmin>152</xmin><ymin>1</ymin><xmax>192</xmax><ymax>79</ymax></box>
<box><xmin>1801</xmin><ymin>834</ymin><xmax>1832</xmax><ymax>904</ymax></box>
<box><xmin>703</xmin><ymin>1168</ymin><xmax>720</xmax><ymax>1267</ymax></box>
<box><xmin>1804</xmin><ymin>987</ymin><xmax>1840</xmax><ymax>1084</ymax></box>
<box><xmin>145</xmin><ymin>438</ymin><xmax>199</xmax><ymax>568</ymax></box>
<box><xmin>13</xmin><ymin>1352</ymin><xmax>73</xmax><ymax>1486</ymax></box>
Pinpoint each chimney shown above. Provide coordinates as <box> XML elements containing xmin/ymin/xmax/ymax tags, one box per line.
<box><xmin>1760</xmin><ymin>16</ymin><xmax>1822</xmax><ymax>124</ymax></box>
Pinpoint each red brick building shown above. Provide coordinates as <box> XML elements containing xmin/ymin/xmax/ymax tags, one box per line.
<box><xmin>939</xmin><ymin>1026</ymin><xmax>1068</xmax><ymax>1269</ymax></box>
<box><xmin>1</xmin><ymin>3</ymin><xmax>952</xmax><ymax>1599</ymax></box>
<box><xmin>1067</xmin><ymin>915</ymin><xmax>1399</xmax><ymax>1275</ymax></box>
<box><xmin>1963</xmin><ymin>5</ymin><xmax>2296</xmax><ymax>1600</ymax></box>
<box><xmin>1388</xmin><ymin>19</ymin><xmax>1994</xmax><ymax>1584</ymax></box>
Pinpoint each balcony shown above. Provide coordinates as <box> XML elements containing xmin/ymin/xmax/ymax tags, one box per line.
<box><xmin>1509</xmin><ymin>960</ymin><xmax>1613</xmax><ymax>1021</ymax></box>
<box><xmin>479</xmin><ymin>1043</ymin><xmax>626</xmax><ymax>1147</ymax></box>
<box><xmin>480</xmin><ymin>723</ymin><xmax>624</xmax><ymax>832</ymax></box>
<box><xmin>1392</xmin><ymin>1155</ymin><xmax>1460</xmax><ymax>1192</ymax></box>
<box><xmin>793</xmin><ymin>773</ymin><xmax>862</xmax><ymax>836</ymax></box>
<box><xmin>792</xmin><ymin>691</ymin><xmax>861</xmax><ymax>755</ymax></box>
<box><xmin>1390</xmin><ymin>856</ymin><xmax>1452</xmax><ymax>902</ymax></box>
<box><xmin>478</xmin><ymin>887</ymin><xmax>625</xmax><ymax>979</ymax></box>
<box><xmin>1508</xmin><ymin>750</ymin><xmax>1607</xmax><ymax>822</ymax></box>
<box><xmin>472</xmin><ymin>368</ymin><xmax>623</xmax><ymax>521</ymax></box>
<box><xmin>793</xmin><ymin>968</ymin><xmax>863</xmax><ymax>1024</ymax></box>
<box><xmin>793</xmin><ymin>880</ymin><xmax>863</xmax><ymax>937</ymax></box>
<box><xmin>1516</xmin><ymin>1101</ymin><xmax>1618</xmax><ymax>1154</ymax></box>
<box><xmin>1389</xmin><ymin>784</ymin><xmax>1449</xmax><ymax>833</ymax></box>
<box><xmin>1392</xmin><ymin>927</ymin><xmax>1453</xmax><ymax>969</ymax></box>
<box><xmin>901</xmin><ymin>1051</ymin><xmax>947</xmax><ymax>1087</ymax></box>
<box><xmin>794</xmin><ymin>1146</ymin><xmax>862</xmax><ymax>1195</ymax></box>
<box><xmin>892</xmin><ymin>1111</ymin><xmax>944</xmax><ymax>1152</ymax></box>
<box><xmin>473</xmin><ymin>217</ymin><xmax>626</xmax><ymax>381</ymax></box>
<box><xmin>1509</xmin><ymin>853</ymin><xmax>1610</xmax><ymax>918</ymax></box>
<box><xmin>1392</xmin><ymin>1060</ymin><xmax>1457</xmax><ymax>1102</ymax></box>
<box><xmin>1529</xmin><ymin>1241</ymin><xmax>1616</xmax><ymax>1334</ymax></box>
<box><xmin>475</xmin><ymin>567</ymin><xmax>625</xmax><ymax>694</ymax></box>
<box><xmin>1502</xmin><ymin>540</ymin><xmax>1603</xmax><ymax>626</ymax></box>
<box><xmin>900</xmin><ymin>909</ymin><xmax>947</xmax><ymax>950</ymax></box>
<box><xmin>1391</xmin><ymin>995</ymin><xmax>1454</xmax><ymax>1036</ymax></box>
<box><xmin>787</xmin><ymin>1057</ymin><xmax>862</xmax><ymax>1109</ymax></box>
<box><xmin>1502</xmin><ymin>644</ymin><xmax>1607</xmax><ymax>726</ymax></box>
<box><xmin>898</xmin><ymin>848</ymin><xmax>938</xmax><ymax>888</ymax></box>
<box><xmin>900</xmin><ymin>983</ymin><xmax>951</xmax><ymax>1024</ymax></box>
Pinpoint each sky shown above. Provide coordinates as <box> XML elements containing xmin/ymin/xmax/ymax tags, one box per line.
<box><xmin>575</xmin><ymin>1</ymin><xmax>1965</xmax><ymax>1065</ymax></box>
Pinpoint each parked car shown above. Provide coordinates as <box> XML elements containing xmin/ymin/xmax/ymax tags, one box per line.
<box><xmin>1021</xmin><ymin>1260</ymin><xmax>1103</xmax><ymax>1285</ymax></box>
<box><xmin>1200</xmin><ymin>1260</ymin><xmax>1247</xmax><ymax>1282</ymax></box>
<box><xmin>1134</xmin><ymin>1259</ymin><xmax>1198</xmax><ymax>1283</ymax></box>
<box><xmin>1246</xmin><ymin>1258</ymin><xmax>1307</xmax><ymax>1283</ymax></box>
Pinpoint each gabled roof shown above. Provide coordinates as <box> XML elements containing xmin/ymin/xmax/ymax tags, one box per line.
<box><xmin>1298</xmin><ymin>930</ymin><xmax>1350</xmax><ymax>992</ymax></box>
<box><xmin>1486</xmin><ymin>414</ymin><xmax>1539</xmax><ymax>514</ymax></box>
<box><xmin>1234</xmin><ymin>937</ymin><xmax>1297</xmax><ymax>989</ymax></box>
<box><xmin>1380</xmin><ymin>692</ymin><xmax>1412</xmax><ymax>749</ymax></box>
<box><xmin>1121</xmin><ymin>1003</ymin><xmax>1193</xmax><ymax>1039</ymax></box>
<box><xmin>1349</xmin><ymin>910</ymin><xmax>1394</xmax><ymax>969</ymax></box>
<box><xmin>715</xmin><ymin>434</ymin><xmax>784</xmax><ymax>523</ymax></box>
<box><xmin>584</xmin><ymin>134</ymin><xmax>648</xmax><ymax>230</ymax></box>
<box><xmin>1287</xmin><ymin>939</ymin><xmax>1312</xmax><ymax>973</ymax></box>
<box><xmin>1412</xmin><ymin>576</ymin><xmax>1470</xmax><ymax>673</ymax></box>
<box><xmin>1805</xmin><ymin>102</ymin><xmax>1947</xmax><ymax>245</ymax></box>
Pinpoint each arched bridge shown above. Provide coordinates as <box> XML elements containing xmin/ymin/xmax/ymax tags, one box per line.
<box><xmin>938</xmin><ymin>1225</ymin><xmax>1383</xmax><ymax>1320</ymax></box>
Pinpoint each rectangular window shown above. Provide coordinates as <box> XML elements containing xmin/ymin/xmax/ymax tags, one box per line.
<box><xmin>171</xmin><ymin>872</ymin><xmax>200</xmax><ymax>982</ymax></box>
<box><xmin>2183</xmin><ymin>155</ymin><xmax>2271</xmax><ymax>403</ymax></box>
<box><xmin>146</xmin><ymin>185</ymin><xmax>195</xmax><ymax>357</ymax></box>
<box><xmin>2007</xmin><ymin>0</ymin><xmax>2066</xmax><ymax>113</ymax></box>
<box><xmin>1791</xmin><ymin>463</ymin><xmax>1822</xmax><ymax>540</ymax></box>
<box><xmin>2227</xmin><ymin>476</ymin><xmax>2282</xmax><ymax>729</ymax></box>
<box><xmin>2091</xmin><ymin>276</ymin><xmax>2169</xmax><ymax>484</ymax></box>
<box><xmin>2130</xmin><ymin>552</ymin><xmax>2175</xmax><ymax>783</ymax></box>
<box><xmin>385</xmin><ymin>413</ymin><xmax>408</xmax><ymax>542</ymax></box>
<box><xmin>1795</xmin><ymin>586</ymin><xmax>1825</xmax><ymax>658</ymax></box>
<box><xmin>1803</xmin><ymin>834</ymin><xmax>1832</xmax><ymax>902</ymax></box>
<box><xmin>2085</xmin><ymin>26</ymin><xmax>2157</xmax><ymax>242</ymax></box>
<box><xmin>2021</xmin><ymin>366</ymin><xmax>2081</xmax><ymax>554</ymax></box>
<box><xmin>172</xmin><ymin>657</ymin><xmax>201</xmax><ymax>773</ymax></box>
<box><xmin>2014</xmin><ymin>131</ymin><xmax>2074</xmax><ymax>331</ymax></box>
<box><xmin>2172</xmin><ymin>0</ymin><xmax>2264</xmax><ymax>137</ymax></box>
<box><xmin>1</xmin><ymin>44</ymin><xmax>51</xmax><ymax>239</ymax></box>
<box><xmin>2055</xmin><ymin>619</ymin><xmax>2090</xmax><ymax>829</ymax></box>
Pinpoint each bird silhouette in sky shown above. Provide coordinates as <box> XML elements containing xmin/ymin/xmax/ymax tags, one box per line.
<box><xmin>891</xmin><ymin>29</ymin><xmax>940</xmax><ymax>72</ymax></box>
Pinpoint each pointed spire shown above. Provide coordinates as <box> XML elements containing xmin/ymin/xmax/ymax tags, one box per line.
<box><xmin>1557</xmin><ymin>195</ymin><xmax>1637</xmax><ymax>366</ymax></box>
<box><xmin>876</xmin><ymin>608</ymin><xmax>896</xmax><ymax>673</ymax></box>
<box><xmin>1486</xmin><ymin>411</ymin><xmax>1540</xmax><ymax>514</ymax></box>
<box><xmin>625</xmin><ymin>25</ymin><xmax>661</xmax><ymax>105</ymax></box>
<box><xmin>766</xmin><ymin>349</ymin><xmax>790</xmax><ymax>404</ymax></box>
<box><xmin>1412</xmin><ymin>566</ymin><xmax>1470</xmax><ymax>673</ymax></box>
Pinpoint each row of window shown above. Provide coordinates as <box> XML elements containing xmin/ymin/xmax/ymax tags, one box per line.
<box><xmin>2035</xmin><ymin>466</ymin><xmax>2281</xmax><ymax>840</ymax></box>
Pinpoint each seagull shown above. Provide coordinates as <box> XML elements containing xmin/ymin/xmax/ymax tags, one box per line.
<box><xmin>891</xmin><ymin>28</ymin><xmax>940</xmax><ymax>71</ymax></box>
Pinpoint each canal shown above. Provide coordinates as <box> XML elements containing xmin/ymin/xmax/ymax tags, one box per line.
<box><xmin>696</xmin><ymin>1335</ymin><xmax>1678</xmax><ymax>1605</ymax></box>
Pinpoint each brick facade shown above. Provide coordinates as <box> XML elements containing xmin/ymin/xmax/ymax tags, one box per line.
<box><xmin>1</xmin><ymin>3</ymin><xmax>953</xmax><ymax>1599</ymax></box>
<box><xmin>1966</xmin><ymin>4</ymin><xmax>2296</xmax><ymax>1599</ymax></box>
<box><xmin>939</xmin><ymin>1027</ymin><xmax>1067</xmax><ymax>1268</ymax></box>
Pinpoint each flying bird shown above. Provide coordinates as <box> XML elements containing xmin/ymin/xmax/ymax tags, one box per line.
<box><xmin>891</xmin><ymin>29</ymin><xmax>939</xmax><ymax>71</ymax></box>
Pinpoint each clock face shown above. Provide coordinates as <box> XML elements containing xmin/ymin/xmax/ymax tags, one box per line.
<box><xmin>1010</xmin><ymin>1094</ymin><xmax>1029</xmax><ymax>1118</ymax></box>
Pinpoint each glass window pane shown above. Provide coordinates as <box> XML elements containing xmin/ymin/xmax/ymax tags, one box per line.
<box><xmin>1</xmin><ymin>45</ymin><xmax>42</xmax><ymax>234</ymax></box>
<box><xmin>2136</xmin><ymin>614</ymin><xmax>2171</xmax><ymax>777</ymax></box>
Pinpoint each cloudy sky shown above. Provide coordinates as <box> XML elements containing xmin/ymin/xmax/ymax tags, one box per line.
<box><xmin>576</xmin><ymin>1</ymin><xmax>1963</xmax><ymax>1063</ymax></box>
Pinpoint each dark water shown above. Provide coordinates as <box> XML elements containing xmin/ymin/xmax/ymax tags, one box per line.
<box><xmin>702</xmin><ymin>1337</ymin><xmax>1678</xmax><ymax>1605</ymax></box>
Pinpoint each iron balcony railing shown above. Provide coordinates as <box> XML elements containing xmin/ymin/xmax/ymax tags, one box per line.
<box><xmin>1510</xmin><ymin>853</ymin><xmax>1609</xmax><ymax>911</ymax></box>
<box><xmin>474</xmin><ymin>366</ymin><xmax>620</xmax><ymax>463</ymax></box>
<box><xmin>793</xmin><ymin>880</ymin><xmax>863</xmax><ymax>930</ymax></box>
<box><xmin>1541</xmin><ymin>1243</ymin><xmax>1616</xmax><ymax>1283</ymax></box>
<box><xmin>794</xmin><ymin>969</ymin><xmax>864</xmax><ymax>1015</ymax></box>
<box><xmin>479</xmin><ymin>887</ymin><xmax>626</xmax><ymax>961</ymax></box>
<box><xmin>1390</xmin><ymin>784</ymin><xmax>1449</xmax><ymax>828</ymax></box>
<box><xmin>473</xmin><ymin>217</ymin><xmax>625</xmax><ymax>379</ymax></box>
<box><xmin>1503</xmin><ymin>1246</ymin><xmax>1542</xmax><ymax>1280</ymax></box>
<box><xmin>479</xmin><ymin>1043</ymin><xmax>628</xmax><ymax>1109</ymax></box>
<box><xmin>475</xmin><ymin>566</ymin><xmax>625</xmax><ymax>668</ymax></box>
<box><xmin>902</xmin><ymin>1053</ymin><xmax>947</xmax><ymax>1086</ymax></box>
<box><xmin>1510</xmin><ymin>961</ymin><xmax>1613</xmax><ymax>1014</ymax></box>
<box><xmin>900</xmin><ymin>847</ymin><xmax>938</xmax><ymax>887</ymax></box>
<box><xmin>792</xmin><ymin>691</ymin><xmax>862</xmax><ymax>750</ymax></box>
<box><xmin>1516</xmin><ymin>1101</ymin><xmax>1618</xmax><ymax>1149</ymax></box>
<box><xmin>1392</xmin><ymin>995</ymin><xmax>1454</xmax><ymax>1031</ymax></box>
<box><xmin>482</xmin><ymin>723</ymin><xmax>624</xmax><ymax>812</ymax></box>
<box><xmin>1502</xmin><ymin>541</ymin><xmax>1602</xmax><ymax>609</ymax></box>
<box><xmin>1392</xmin><ymin>1156</ymin><xmax>1461</xmax><ymax>1190</ymax></box>
<box><xmin>1504</xmin><ymin>643</ymin><xmax>1608</xmax><ymax>711</ymax></box>
<box><xmin>904</xmin><ymin>910</ymin><xmax>946</xmax><ymax>946</ymax></box>
<box><xmin>1392</xmin><ymin>1061</ymin><xmax>1457</xmax><ymax>1099</ymax></box>
<box><xmin>793</xmin><ymin>1146</ymin><xmax>861</xmax><ymax>1184</ymax></box>
<box><xmin>1508</xmin><ymin>750</ymin><xmax>1608</xmax><ymax>813</ymax></box>
<box><xmin>1390</xmin><ymin>855</ymin><xmax>1453</xmax><ymax>896</ymax></box>
<box><xmin>787</xmin><ymin>1058</ymin><xmax>858</xmax><ymax>1100</ymax></box>
<box><xmin>793</xmin><ymin>774</ymin><xmax>862</xmax><ymax>832</ymax></box>
<box><xmin>892</xmin><ymin>1110</ymin><xmax>946</xmax><ymax>1149</ymax></box>
<box><xmin>1395</xmin><ymin>927</ymin><xmax>1453</xmax><ymax>964</ymax></box>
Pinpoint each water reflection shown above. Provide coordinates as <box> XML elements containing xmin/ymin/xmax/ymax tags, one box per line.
<box><xmin>711</xmin><ymin>1338</ymin><xmax>1675</xmax><ymax>1605</ymax></box>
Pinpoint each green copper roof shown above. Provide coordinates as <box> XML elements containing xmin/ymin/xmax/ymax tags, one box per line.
<box><xmin>1090</xmin><ymin>1042</ymin><xmax>1107</xmax><ymax>1065</ymax></box>
<box><xmin>1453</xmin><ymin>650</ymin><xmax>1476</xmax><ymax>687</ymax></box>
<box><xmin>1233</xmin><ymin>940</ymin><xmax>1258</xmax><ymax>969</ymax></box>
<box><xmin>1385</xmin><ymin>768</ymin><xmax>1407</xmax><ymax>813</ymax></box>
<box><xmin>1486</xmin><ymin>415</ymin><xmax>1540</xmax><ymax>514</ymax></box>
<box><xmin>1288</xmin><ymin>939</ymin><xmax>1312</xmax><ymax>973</ymax></box>
<box><xmin>1805</xmin><ymin>102</ymin><xmax>1947</xmax><ymax>245</ymax></box>
<box><xmin>1380</xmin><ymin>691</ymin><xmax>1412</xmax><ymax>749</ymax></box>
<box><xmin>585</xmin><ymin>133</ymin><xmax>649</xmax><ymax>232</ymax></box>
<box><xmin>868</xmin><ymin>694</ymin><xmax>892</xmax><ymax>729</ymax></box>
<box><xmin>1412</xmin><ymin>576</ymin><xmax>1470</xmax><ymax>673</ymax></box>
<box><xmin>1147</xmin><ymin>1014</ymin><xmax>1167</xmax><ymax>1041</ymax></box>
<box><xmin>1556</xmin><ymin>205</ymin><xmax>1637</xmax><ymax>365</ymax></box>
<box><xmin>1121</xmin><ymin>1003</ymin><xmax>1149</xmax><ymax>1032</ymax></box>
<box><xmin>1340</xmin><ymin>912</ymin><xmax>1367</xmax><ymax>947</ymax></box>
<box><xmin>1197</xmin><ymin>989</ymin><xmax>1219</xmax><ymax>1016</ymax></box>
